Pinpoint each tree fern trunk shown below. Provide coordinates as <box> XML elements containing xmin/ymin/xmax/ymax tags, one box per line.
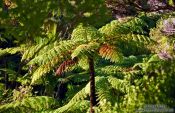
<box><xmin>88</xmin><ymin>57</ymin><xmax>96</xmax><ymax>113</ymax></box>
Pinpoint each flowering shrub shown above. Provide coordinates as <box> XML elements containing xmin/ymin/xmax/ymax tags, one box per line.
<box><xmin>162</xmin><ymin>18</ymin><xmax>175</xmax><ymax>35</ymax></box>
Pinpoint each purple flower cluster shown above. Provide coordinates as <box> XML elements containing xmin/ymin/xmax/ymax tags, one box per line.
<box><xmin>158</xmin><ymin>50</ymin><xmax>173</xmax><ymax>60</ymax></box>
<box><xmin>162</xmin><ymin>18</ymin><xmax>175</xmax><ymax>35</ymax></box>
<box><xmin>147</xmin><ymin>0</ymin><xmax>166</xmax><ymax>9</ymax></box>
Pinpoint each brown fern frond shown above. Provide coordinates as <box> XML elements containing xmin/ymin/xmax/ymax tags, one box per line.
<box><xmin>56</xmin><ymin>58</ymin><xmax>78</xmax><ymax>76</ymax></box>
<box><xmin>99</xmin><ymin>44</ymin><xmax>122</xmax><ymax>62</ymax></box>
<box><xmin>99</xmin><ymin>44</ymin><xmax>114</xmax><ymax>57</ymax></box>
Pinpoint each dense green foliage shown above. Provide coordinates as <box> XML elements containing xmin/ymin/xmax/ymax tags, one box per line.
<box><xmin>0</xmin><ymin>0</ymin><xmax>175</xmax><ymax>113</ymax></box>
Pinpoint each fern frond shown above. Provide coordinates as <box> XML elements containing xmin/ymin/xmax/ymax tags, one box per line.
<box><xmin>98</xmin><ymin>20</ymin><xmax>122</xmax><ymax>37</ymax></box>
<box><xmin>93</xmin><ymin>100</ymin><xmax>118</xmax><ymax>113</ymax></box>
<box><xmin>56</xmin><ymin>58</ymin><xmax>78</xmax><ymax>76</ymax></box>
<box><xmin>21</xmin><ymin>39</ymin><xmax>53</xmax><ymax>61</ymax></box>
<box><xmin>0</xmin><ymin>37</ymin><xmax>7</xmax><ymax>42</ymax></box>
<box><xmin>48</xmin><ymin>86</ymin><xmax>89</xmax><ymax>113</ymax></box>
<box><xmin>99</xmin><ymin>44</ymin><xmax>123</xmax><ymax>63</ymax></box>
<box><xmin>107</xmin><ymin>76</ymin><xmax>139</xmax><ymax>112</ymax></box>
<box><xmin>71</xmin><ymin>42</ymin><xmax>100</xmax><ymax>59</ymax></box>
<box><xmin>0</xmin><ymin>68</ymin><xmax>22</xmax><ymax>81</ymax></box>
<box><xmin>68</xmin><ymin>88</ymin><xmax>89</xmax><ymax>103</ymax></box>
<box><xmin>66</xmin><ymin>71</ymin><xmax>89</xmax><ymax>83</ymax></box>
<box><xmin>49</xmin><ymin>100</ymin><xmax>89</xmax><ymax>113</ymax></box>
<box><xmin>107</xmin><ymin>76</ymin><xmax>130</xmax><ymax>93</ymax></box>
<box><xmin>31</xmin><ymin>55</ymin><xmax>61</xmax><ymax>84</ymax></box>
<box><xmin>99</xmin><ymin>17</ymin><xmax>148</xmax><ymax>37</ymax></box>
<box><xmin>0</xmin><ymin>47</ymin><xmax>23</xmax><ymax>57</ymax></box>
<box><xmin>0</xmin><ymin>96</ymin><xmax>58</xmax><ymax>113</ymax></box>
<box><xmin>125</xmin><ymin>17</ymin><xmax>148</xmax><ymax>34</ymax></box>
<box><xmin>71</xmin><ymin>24</ymin><xmax>103</xmax><ymax>42</ymax></box>
<box><xmin>95</xmin><ymin>77</ymin><xmax>117</xmax><ymax>104</ymax></box>
<box><xmin>28</xmin><ymin>39</ymin><xmax>84</xmax><ymax>65</ymax></box>
<box><xmin>29</xmin><ymin>40</ymin><xmax>85</xmax><ymax>84</ymax></box>
<box><xmin>124</xmin><ymin>34</ymin><xmax>151</xmax><ymax>44</ymax></box>
<box><xmin>77</xmin><ymin>56</ymin><xmax>89</xmax><ymax>70</ymax></box>
<box><xmin>96</xmin><ymin>66</ymin><xmax>124</xmax><ymax>78</ymax></box>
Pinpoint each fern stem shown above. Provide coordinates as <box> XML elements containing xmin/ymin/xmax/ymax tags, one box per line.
<box><xmin>88</xmin><ymin>57</ymin><xmax>96</xmax><ymax>113</ymax></box>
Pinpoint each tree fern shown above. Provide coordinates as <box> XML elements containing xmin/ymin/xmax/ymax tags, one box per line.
<box><xmin>27</xmin><ymin>17</ymin><xmax>153</xmax><ymax>85</ymax></box>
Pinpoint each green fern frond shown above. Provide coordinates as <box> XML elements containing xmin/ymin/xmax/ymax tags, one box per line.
<box><xmin>48</xmin><ymin>86</ymin><xmax>89</xmax><ymax>113</ymax></box>
<box><xmin>0</xmin><ymin>37</ymin><xmax>7</xmax><ymax>42</ymax></box>
<box><xmin>107</xmin><ymin>76</ymin><xmax>139</xmax><ymax>112</ymax></box>
<box><xmin>77</xmin><ymin>56</ymin><xmax>89</xmax><ymax>70</ymax></box>
<box><xmin>0</xmin><ymin>68</ymin><xmax>22</xmax><ymax>81</ymax></box>
<box><xmin>48</xmin><ymin>100</ymin><xmax>89</xmax><ymax>113</ymax></box>
<box><xmin>68</xmin><ymin>88</ymin><xmax>89</xmax><ymax>103</ymax></box>
<box><xmin>95</xmin><ymin>77</ymin><xmax>117</xmax><ymax>104</ymax></box>
<box><xmin>93</xmin><ymin>101</ymin><xmax>118</xmax><ymax>113</ymax></box>
<box><xmin>96</xmin><ymin>66</ymin><xmax>124</xmax><ymax>78</ymax></box>
<box><xmin>98</xmin><ymin>20</ymin><xmax>121</xmax><ymax>37</ymax></box>
<box><xmin>71</xmin><ymin>24</ymin><xmax>103</xmax><ymax>42</ymax></box>
<box><xmin>31</xmin><ymin>55</ymin><xmax>60</xmax><ymax>84</ymax></box>
<box><xmin>107</xmin><ymin>76</ymin><xmax>130</xmax><ymax>93</ymax></box>
<box><xmin>28</xmin><ymin>40</ymin><xmax>84</xmax><ymax>65</ymax></box>
<box><xmin>31</xmin><ymin>65</ymin><xmax>51</xmax><ymax>85</ymax></box>
<box><xmin>134</xmin><ymin>54</ymin><xmax>162</xmax><ymax>73</ymax></box>
<box><xmin>22</xmin><ymin>45</ymin><xmax>43</xmax><ymax>61</ymax></box>
<box><xmin>29</xmin><ymin>39</ymin><xmax>86</xmax><ymax>84</ymax></box>
<box><xmin>125</xmin><ymin>17</ymin><xmax>148</xmax><ymax>34</ymax></box>
<box><xmin>123</xmin><ymin>34</ymin><xmax>151</xmax><ymax>44</ymax></box>
<box><xmin>71</xmin><ymin>42</ymin><xmax>100</xmax><ymax>59</ymax></box>
<box><xmin>0</xmin><ymin>47</ymin><xmax>23</xmax><ymax>57</ymax></box>
<box><xmin>67</xmin><ymin>71</ymin><xmax>89</xmax><ymax>83</ymax></box>
<box><xmin>21</xmin><ymin>40</ymin><xmax>52</xmax><ymax>61</ymax></box>
<box><xmin>99</xmin><ymin>17</ymin><xmax>148</xmax><ymax>37</ymax></box>
<box><xmin>0</xmin><ymin>96</ymin><xmax>58</xmax><ymax>113</ymax></box>
<box><xmin>29</xmin><ymin>40</ymin><xmax>88</xmax><ymax>84</ymax></box>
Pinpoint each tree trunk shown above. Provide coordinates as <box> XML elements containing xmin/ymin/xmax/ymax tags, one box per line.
<box><xmin>88</xmin><ymin>57</ymin><xmax>96</xmax><ymax>113</ymax></box>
